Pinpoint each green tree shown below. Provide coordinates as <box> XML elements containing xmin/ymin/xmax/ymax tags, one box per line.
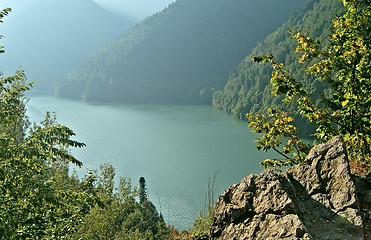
<box><xmin>1</xmin><ymin>9</ymin><xmax>171</xmax><ymax>239</ymax></box>
<box><xmin>73</xmin><ymin>164</ymin><xmax>132</xmax><ymax>240</ymax></box>
<box><xmin>246</xmin><ymin>108</ymin><xmax>312</xmax><ymax>169</ymax></box>
<box><xmin>250</xmin><ymin>0</ymin><xmax>370</xmax><ymax>173</ymax></box>
<box><xmin>0</xmin><ymin>8</ymin><xmax>11</xmax><ymax>53</ymax></box>
<box><xmin>73</xmin><ymin>165</ymin><xmax>171</xmax><ymax>240</ymax></box>
<box><xmin>0</xmin><ymin>9</ymin><xmax>100</xmax><ymax>239</ymax></box>
<box><xmin>0</xmin><ymin>71</ymin><xmax>100</xmax><ymax>239</ymax></box>
<box><xmin>139</xmin><ymin>176</ymin><xmax>148</xmax><ymax>204</ymax></box>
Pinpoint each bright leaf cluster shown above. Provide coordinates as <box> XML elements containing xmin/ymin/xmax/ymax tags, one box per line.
<box><xmin>246</xmin><ymin>108</ymin><xmax>311</xmax><ymax>169</ymax></box>
<box><xmin>251</xmin><ymin>0</ymin><xmax>370</xmax><ymax>173</ymax></box>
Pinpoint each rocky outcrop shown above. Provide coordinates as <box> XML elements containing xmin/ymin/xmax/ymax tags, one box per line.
<box><xmin>211</xmin><ymin>136</ymin><xmax>371</xmax><ymax>239</ymax></box>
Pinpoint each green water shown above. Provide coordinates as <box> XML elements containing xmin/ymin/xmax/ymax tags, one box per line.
<box><xmin>27</xmin><ymin>95</ymin><xmax>277</xmax><ymax>230</ymax></box>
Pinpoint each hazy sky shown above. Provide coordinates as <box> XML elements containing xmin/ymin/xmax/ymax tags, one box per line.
<box><xmin>1</xmin><ymin>0</ymin><xmax>42</xmax><ymax>12</ymax></box>
<box><xmin>93</xmin><ymin>0</ymin><xmax>174</xmax><ymax>20</ymax></box>
<box><xmin>1</xmin><ymin>0</ymin><xmax>175</xmax><ymax>20</ymax></box>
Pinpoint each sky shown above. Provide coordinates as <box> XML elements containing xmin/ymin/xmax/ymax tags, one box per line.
<box><xmin>93</xmin><ymin>0</ymin><xmax>174</xmax><ymax>20</ymax></box>
<box><xmin>1</xmin><ymin>0</ymin><xmax>175</xmax><ymax>21</ymax></box>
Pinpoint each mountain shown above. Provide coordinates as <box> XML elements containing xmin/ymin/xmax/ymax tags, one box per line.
<box><xmin>55</xmin><ymin>0</ymin><xmax>307</xmax><ymax>104</ymax></box>
<box><xmin>212</xmin><ymin>0</ymin><xmax>344</xmax><ymax>121</ymax></box>
<box><xmin>0</xmin><ymin>0</ymin><xmax>134</xmax><ymax>93</ymax></box>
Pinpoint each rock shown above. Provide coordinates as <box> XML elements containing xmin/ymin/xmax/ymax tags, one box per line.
<box><xmin>211</xmin><ymin>136</ymin><xmax>370</xmax><ymax>239</ymax></box>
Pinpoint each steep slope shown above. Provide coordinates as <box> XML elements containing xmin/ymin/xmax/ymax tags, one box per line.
<box><xmin>212</xmin><ymin>0</ymin><xmax>344</xmax><ymax>120</ymax></box>
<box><xmin>55</xmin><ymin>0</ymin><xmax>307</xmax><ymax>104</ymax></box>
<box><xmin>0</xmin><ymin>0</ymin><xmax>133</xmax><ymax>93</ymax></box>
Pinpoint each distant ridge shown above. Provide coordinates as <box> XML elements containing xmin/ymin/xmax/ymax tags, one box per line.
<box><xmin>56</xmin><ymin>0</ymin><xmax>307</xmax><ymax>104</ymax></box>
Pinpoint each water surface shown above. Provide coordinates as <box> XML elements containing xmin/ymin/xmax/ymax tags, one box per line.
<box><xmin>27</xmin><ymin>96</ymin><xmax>277</xmax><ymax>229</ymax></box>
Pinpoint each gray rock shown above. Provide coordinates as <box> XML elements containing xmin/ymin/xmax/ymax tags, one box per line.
<box><xmin>211</xmin><ymin>136</ymin><xmax>369</xmax><ymax>239</ymax></box>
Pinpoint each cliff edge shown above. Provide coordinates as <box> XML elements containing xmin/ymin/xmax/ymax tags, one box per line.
<box><xmin>211</xmin><ymin>136</ymin><xmax>371</xmax><ymax>239</ymax></box>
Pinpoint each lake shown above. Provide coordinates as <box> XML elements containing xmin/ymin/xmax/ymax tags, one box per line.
<box><xmin>27</xmin><ymin>95</ymin><xmax>277</xmax><ymax>230</ymax></box>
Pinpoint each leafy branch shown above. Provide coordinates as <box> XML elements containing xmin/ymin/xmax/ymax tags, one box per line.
<box><xmin>249</xmin><ymin>0</ymin><xmax>371</xmax><ymax>174</ymax></box>
<box><xmin>246</xmin><ymin>108</ymin><xmax>311</xmax><ymax>170</ymax></box>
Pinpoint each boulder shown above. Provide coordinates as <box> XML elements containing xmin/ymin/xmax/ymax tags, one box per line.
<box><xmin>211</xmin><ymin>136</ymin><xmax>371</xmax><ymax>239</ymax></box>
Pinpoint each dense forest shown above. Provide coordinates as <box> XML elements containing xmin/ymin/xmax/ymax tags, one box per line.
<box><xmin>0</xmin><ymin>0</ymin><xmax>133</xmax><ymax>93</ymax></box>
<box><xmin>55</xmin><ymin>0</ymin><xmax>307</xmax><ymax>104</ymax></box>
<box><xmin>212</xmin><ymin>0</ymin><xmax>344</xmax><ymax>122</ymax></box>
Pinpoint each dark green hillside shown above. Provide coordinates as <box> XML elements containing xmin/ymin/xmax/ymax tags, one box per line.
<box><xmin>212</xmin><ymin>0</ymin><xmax>344</xmax><ymax>120</ymax></box>
<box><xmin>56</xmin><ymin>0</ymin><xmax>307</xmax><ymax>104</ymax></box>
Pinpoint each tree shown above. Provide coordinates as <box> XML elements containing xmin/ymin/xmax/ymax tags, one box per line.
<box><xmin>0</xmin><ymin>9</ymin><xmax>100</xmax><ymax>238</ymax></box>
<box><xmin>249</xmin><ymin>0</ymin><xmax>370</xmax><ymax>173</ymax></box>
<box><xmin>1</xmin><ymin>9</ymin><xmax>172</xmax><ymax>239</ymax></box>
<box><xmin>73</xmin><ymin>166</ymin><xmax>171</xmax><ymax>240</ymax></box>
<box><xmin>139</xmin><ymin>176</ymin><xmax>148</xmax><ymax>204</ymax></box>
<box><xmin>0</xmin><ymin>8</ymin><xmax>11</xmax><ymax>53</ymax></box>
<box><xmin>246</xmin><ymin>108</ymin><xmax>312</xmax><ymax>169</ymax></box>
<box><xmin>0</xmin><ymin>72</ymin><xmax>101</xmax><ymax>239</ymax></box>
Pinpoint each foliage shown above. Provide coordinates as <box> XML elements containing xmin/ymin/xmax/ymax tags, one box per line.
<box><xmin>0</xmin><ymin>71</ymin><xmax>172</xmax><ymax>239</ymax></box>
<box><xmin>250</xmin><ymin>0</ymin><xmax>371</xmax><ymax>173</ymax></box>
<box><xmin>73</xmin><ymin>164</ymin><xmax>171</xmax><ymax>240</ymax></box>
<box><xmin>246</xmin><ymin>108</ymin><xmax>312</xmax><ymax>169</ymax></box>
<box><xmin>1</xmin><ymin>9</ymin><xmax>99</xmax><ymax>238</ymax></box>
<box><xmin>139</xmin><ymin>176</ymin><xmax>148</xmax><ymax>204</ymax></box>
<box><xmin>0</xmin><ymin>74</ymin><xmax>171</xmax><ymax>239</ymax></box>
<box><xmin>0</xmin><ymin>8</ymin><xmax>11</xmax><ymax>53</ymax></box>
<box><xmin>0</xmin><ymin>9</ymin><xmax>172</xmax><ymax>239</ymax></box>
<box><xmin>0</xmin><ymin>70</ymin><xmax>101</xmax><ymax>238</ymax></box>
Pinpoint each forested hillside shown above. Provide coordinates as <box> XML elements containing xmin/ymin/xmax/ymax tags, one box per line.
<box><xmin>55</xmin><ymin>0</ymin><xmax>307</xmax><ymax>104</ymax></box>
<box><xmin>0</xmin><ymin>0</ymin><xmax>133</xmax><ymax>93</ymax></box>
<box><xmin>212</xmin><ymin>0</ymin><xmax>343</xmax><ymax>121</ymax></box>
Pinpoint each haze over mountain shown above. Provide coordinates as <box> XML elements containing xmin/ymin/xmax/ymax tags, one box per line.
<box><xmin>56</xmin><ymin>0</ymin><xmax>307</xmax><ymax>104</ymax></box>
<box><xmin>93</xmin><ymin>0</ymin><xmax>175</xmax><ymax>20</ymax></box>
<box><xmin>0</xmin><ymin>0</ymin><xmax>134</xmax><ymax>93</ymax></box>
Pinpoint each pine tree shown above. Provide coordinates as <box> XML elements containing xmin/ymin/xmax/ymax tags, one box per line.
<box><xmin>139</xmin><ymin>177</ymin><xmax>148</xmax><ymax>204</ymax></box>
